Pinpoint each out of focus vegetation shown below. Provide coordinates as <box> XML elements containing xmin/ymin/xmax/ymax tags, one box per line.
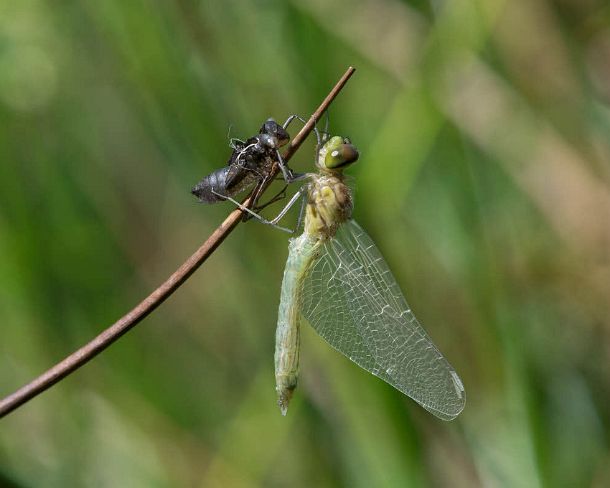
<box><xmin>1</xmin><ymin>0</ymin><xmax>610</xmax><ymax>486</ymax></box>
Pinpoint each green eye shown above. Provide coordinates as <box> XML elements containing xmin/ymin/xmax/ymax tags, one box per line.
<box><xmin>323</xmin><ymin>136</ymin><xmax>359</xmax><ymax>169</ymax></box>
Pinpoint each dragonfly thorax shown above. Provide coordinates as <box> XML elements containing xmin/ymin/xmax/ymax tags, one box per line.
<box><xmin>304</xmin><ymin>174</ymin><xmax>352</xmax><ymax>239</ymax></box>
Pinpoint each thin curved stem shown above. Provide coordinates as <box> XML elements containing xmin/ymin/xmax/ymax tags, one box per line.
<box><xmin>0</xmin><ymin>66</ymin><xmax>356</xmax><ymax>419</ymax></box>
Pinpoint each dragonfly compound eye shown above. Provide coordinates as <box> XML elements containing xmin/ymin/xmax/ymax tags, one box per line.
<box><xmin>324</xmin><ymin>140</ymin><xmax>359</xmax><ymax>169</ymax></box>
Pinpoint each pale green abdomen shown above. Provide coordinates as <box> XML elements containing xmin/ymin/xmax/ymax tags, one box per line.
<box><xmin>275</xmin><ymin>234</ymin><xmax>319</xmax><ymax>415</ymax></box>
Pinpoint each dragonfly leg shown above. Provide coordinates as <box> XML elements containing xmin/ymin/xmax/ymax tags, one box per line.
<box><xmin>282</xmin><ymin>114</ymin><xmax>307</xmax><ymax>130</ymax></box>
<box><xmin>240</xmin><ymin>176</ymin><xmax>271</xmax><ymax>222</ymax></box>
<box><xmin>282</xmin><ymin>114</ymin><xmax>322</xmax><ymax>148</ymax></box>
<box><xmin>211</xmin><ymin>190</ymin><xmax>293</xmax><ymax>233</ymax></box>
<box><xmin>278</xmin><ymin>114</ymin><xmax>324</xmax><ymax>183</ymax></box>
<box><xmin>295</xmin><ymin>190</ymin><xmax>307</xmax><ymax>231</ymax></box>
<box><xmin>322</xmin><ymin>110</ymin><xmax>329</xmax><ymax>138</ymax></box>
<box><xmin>254</xmin><ymin>185</ymin><xmax>288</xmax><ymax>211</ymax></box>
<box><xmin>276</xmin><ymin>152</ymin><xmax>297</xmax><ymax>183</ymax></box>
<box><xmin>275</xmin><ymin>149</ymin><xmax>309</xmax><ymax>184</ymax></box>
<box><xmin>211</xmin><ymin>187</ymin><xmax>306</xmax><ymax>234</ymax></box>
<box><xmin>266</xmin><ymin>187</ymin><xmax>306</xmax><ymax>227</ymax></box>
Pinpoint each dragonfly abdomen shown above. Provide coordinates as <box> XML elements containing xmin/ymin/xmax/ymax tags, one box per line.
<box><xmin>275</xmin><ymin>234</ymin><xmax>319</xmax><ymax>415</ymax></box>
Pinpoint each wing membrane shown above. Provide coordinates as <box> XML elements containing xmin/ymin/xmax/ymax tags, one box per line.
<box><xmin>299</xmin><ymin>220</ymin><xmax>465</xmax><ymax>420</ymax></box>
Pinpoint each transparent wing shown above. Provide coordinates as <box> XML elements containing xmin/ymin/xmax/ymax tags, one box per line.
<box><xmin>300</xmin><ymin>220</ymin><xmax>465</xmax><ymax>420</ymax></box>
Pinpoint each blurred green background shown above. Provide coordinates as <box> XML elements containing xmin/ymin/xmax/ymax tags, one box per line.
<box><xmin>1</xmin><ymin>0</ymin><xmax>610</xmax><ymax>486</ymax></box>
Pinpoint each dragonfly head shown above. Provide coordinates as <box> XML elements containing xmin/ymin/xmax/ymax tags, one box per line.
<box><xmin>317</xmin><ymin>135</ymin><xmax>359</xmax><ymax>172</ymax></box>
<box><xmin>260</xmin><ymin>118</ymin><xmax>290</xmax><ymax>148</ymax></box>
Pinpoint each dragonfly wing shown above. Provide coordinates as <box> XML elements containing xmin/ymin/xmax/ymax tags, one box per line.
<box><xmin>299</xmin><ymin>220</ymin><xmax>465</xmax><ymax>420</ymax></box>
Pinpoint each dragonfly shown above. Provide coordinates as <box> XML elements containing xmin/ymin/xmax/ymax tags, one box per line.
<box><xmin>234</xmin><ymin>132</ymin><xmax>466</xmax><ymax>420</ymax></box>
<box><xmin>191</xmin><ymin>117</ymin><xmax>303</xmax><ymax>211</ymax></box>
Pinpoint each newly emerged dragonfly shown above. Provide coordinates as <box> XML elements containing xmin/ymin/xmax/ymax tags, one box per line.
<box><xmin>191</xmin><ymin>117</ymin><xmax>302</xmax><ymax>209</ymax></box>
<box><xmin>236</xmin><ymin>133</ymin><xmax>466</xmax><ymax>420</ymax></box>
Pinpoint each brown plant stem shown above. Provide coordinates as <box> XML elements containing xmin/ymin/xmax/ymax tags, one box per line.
<box><xmin>0</xmin><ymin>66</ymin><xmax>356</xmax><ymax>419</ymax></box>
